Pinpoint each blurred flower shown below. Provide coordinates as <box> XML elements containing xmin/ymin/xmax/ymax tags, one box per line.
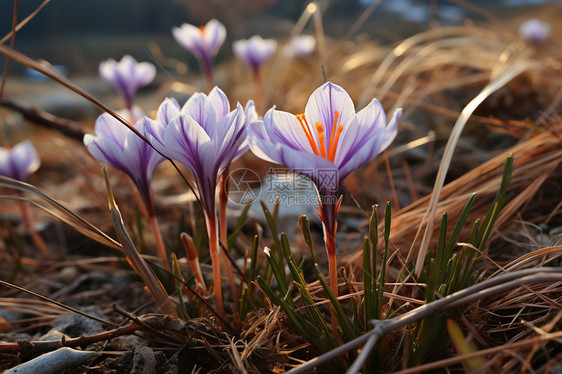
<box><xmin>172</xmin><ymin>19</ymin><xmax>226</xmax><ymax>64</ymax></box>
<box><xmin>148</xmin><ymin>87</ymin><xmax>246</xmax><ymax>314</ymax></box>
<box><xmin>99</xmin><ymin>55</ymin><xmax>156</xmax><ymax>110</ymax></box>
<box><xmin>248</xmin><ymin>81</ymin><xmax>401</xmax><ymax>296</ymax></box>
<box><xmin>0</xmin><ymin>140</ymin><xmax>49</xmax><ymax>255</ymax></box>
<box><xmin>0</xmin><ymin>140</ymin><xmax>47</xmax><ymax>254</ymax></box>
<box><xmin>519</xmin><ymin>19</ymin><xmax>551</xmax><ymax>44</ymax></box>
<box><xmin>0</xmin><ymin>140</ymin><xmax>40</xmax><ymax>181</ymax></box>
<box><xmin>233</xmin><ymin>35</ymin><xmax>277</xmax><ymax>71</ymax></box>
<box><xmin>84</xmin><ymin>113</ymin><xmax>165</xmax><ymax>213</ymax></box>
<box><xmin>283</xmin><ymin>35</ymin><xmax>316</xmax><ymax>58</ymax></box>
<box><xmin>172</xmin><ymin>19</ymin><xmax>226</xmax><ymax>90</ymax></box>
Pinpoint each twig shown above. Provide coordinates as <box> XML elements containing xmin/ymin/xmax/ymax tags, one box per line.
<box><xmin>0</xmin><ymin>0</ymin><xmax>18</xmax><ymax>100</ymax></box>
<box><xmin>0</xmin><ymin>98</ymin><xmax>85</xmax><ymax>141</ymax></box>
<box><xmin>0</xmin><ymin>321</ymin><xmax>139</xmax><ymax>354</ymax></box>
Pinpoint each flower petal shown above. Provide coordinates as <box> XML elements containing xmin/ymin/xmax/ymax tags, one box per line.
<box><xmin>99</xmin><ymin>55</ymin><xmax>155</xmax><ymax>106</ymax></box>
<box><xmin>159</xmin><ymin>114</ymin><xmax>213</xmax><ymax>172</ymax></box>
<box><xmin>305</xmin><ymin>82</ymin><xmax>356</xmax><ymax>143</ymax></box>
<box><xmin>180</xmin><ymin>92</ymin><xmax>219</xmax><ymax>137</ymax></box>
<box><xmin>203</xmin><ymin>19</ymin><xmax>227</xmax><ymax>57</ymax></box>
<box><xmin>207</xmin><ymin>86</ymin><xmax>230</xmax><ymax>118</ymax></box>
<box><xmin>265</xmin><ymin>108</ymin><xmax>319</xmax><ymax>154</ymax></box>
<box><xmin>0</xmin><ymin>141</ymin><xmax>41</xmax><ymax>181</ymax></box>
<box><xmin>152</xmin><ymin>97</ymin><xmax>180</xmax><ymax>144</ymax></box>
<box><xmin>94</xmin><ymin>114</ymin><xmax>130</xmax><ymax>149</ymax></box>
<box><xmin>233</xmin><ymin>100</ymin><xmax>257</xmax><ymax>160</ymax></box>
<box><xmin>214</xmin><ymin>103</ymin><xmax>246</xmax><ymax>171</ymax></box>
<box><xmin>337</xmin><ymin>107</ymin><xmax>401</xmax><ymax>179</ymax></box>
<box><xmin>333</xmin><ymin>98</ymin><xmax>385</xmax><ymax>166</ymax></box>
<box><xmin>248</xmin><ymin>119</ymin><xmax>336</xmax><ymax>189</ymax></box>
<box><xmin>233</xmin><ymin>35</ymin><xmax>276</xmax><ymax>69</ymax></box>
<box><xmin>172</xmin><ymin>23</ymin><xmax>202</xmax><ymax>57</ymax></box>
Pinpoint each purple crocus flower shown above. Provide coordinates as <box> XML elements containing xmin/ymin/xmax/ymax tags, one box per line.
<box><xmin>248</xmin><ymin>81</ymin><xmax>401</xmax><ymax>296</ymax></box>
<box><xmin>84</xmin><ymin>113</ymin><xmax>165</xmax><ymax>213</ymax></box>
<box><xmin>149</xmin><ymin>89</ymin><xmax>247</xmax><ymax>197</ymax></box>
<box><xmin>519</xmin><ymin>19</ymin><xmax>551</xmax><ymax>44</ymax></box>
<box><xmin>283</xmin><ymin>35</ymin><xmax>316</xmax><ymax>59</ymax></box>
<box><xmin>172</xmin><ymin>19</ymin><xmax>226</xmax><ymax>90</ymax></box>
<box><xmin>148</xmin><ymin>87</ymin><xmax>246</xmax><ymax>314</ymax></box>
<box><xmin>233</xmin><ymin>35</ymin><xmax>277</xmax><ymax>72</ymax></box>
<box><xmin>0</xmin><ymin>140</ymin><xmax>48</xmax><ymax>254</ymax></box>
<box><xmin>99</xmin><ymin>55</ymin><xmax>156</xmax><ymax>111</ymax></box>
<box><xmin>84</xmin><ymin>113</ymin><xmax>171</xmax><ymax>270</ymax></box>
<box><xmin>0</xmin><ymin>140</ymin><xmax>40</xmax><ymax>181</ymax></box>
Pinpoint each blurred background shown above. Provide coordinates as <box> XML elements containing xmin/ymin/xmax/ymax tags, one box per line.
<box><xmin>0</xmin><ymin>0</ymin><xmax>555</xmax><ymax>76</ymax></box>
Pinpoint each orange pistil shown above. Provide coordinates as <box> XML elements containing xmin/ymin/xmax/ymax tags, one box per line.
<box><xmin>296</xmin><ymin>110</ymin><xmax>343</xmax><ymax>162</ymax></box>
<box><xmin>327</xmin><ymin>111</ymin><xmax>343</xmax><ymax>162</ymax></box>
<box><xmin>296</xmin><ymin>114</ymin><xmax>321</xmax><ymax>156</ymax></box>
<box><xmin>315</xmin><ymin>122</ymin><xmax>327</xmax><ymax>159</ymax></box>
<box><xmin>199</xmin><ymin>26</ymin><xmax>205</xmax><ymax>35</ymax></box>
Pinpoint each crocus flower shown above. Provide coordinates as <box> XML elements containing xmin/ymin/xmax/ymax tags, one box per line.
<box><xmin>233</xmin><ymin>35</ymin><xmax>277</xmax><ymax>72</ymax></box>
<box><xmin>0</xmin><ymin>140</ymin><xmax>40</xmax><ymax>181</ymax></box>
<box><xmin>148</xmin><ymin>87</ymin><xmax>246</xmax><ymax>314</ymax></box>
<box><xmin>519</xmin><ymin>19</ymin><xmax>551</xmax><ymax>44</ymax></box>
<box><xmin>248</xmin><ymin>82</ymin><xmax>401</xmax><ymax>298</ymax></box>
<box><xmin>84</xmin><ymin>113</ymin><xmax>170</xmax><ymax>270</ymax></box>
<box><xmin>172</xmin><ymin>19</ymin><xmax>226</xmax><ymax>90</ymax></box>
<box><xmin>283</xmin><ymin>35</ymin><xmax>316</xmax><ymax>58</ymax></box>
<box><xmin>84</xmin><ymin>114</ymin><xmax>165</xmax><ymax>213</ymax></box>
<box><xmin>233</xmin><ymin>36</ymin><xmax>276</xmax><ymax>113</ymax></box>
<box><xmin>0</xmin><ymin>141</ymin><xmax>48</xmax><ymax>254</ymax></box>
<box><xmin>218</xmin><ymin>99</ymin><xmax>257</xmax><ymax>297</ymax></box>
<box><xmin>99</xmin><ymin>55</ymin><xmax>156</xmax><ymax>110</ymax></box>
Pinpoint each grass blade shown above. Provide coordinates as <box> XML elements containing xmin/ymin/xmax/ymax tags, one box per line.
<box><xmin>103</xmin><ymin>166</ymin><xmax>177</xmax><ymax>317</ymax></box>
<box><xmin>315</xmin><ymin>264</ymin><xmax>358</xmax><ymax>343</ymax></box>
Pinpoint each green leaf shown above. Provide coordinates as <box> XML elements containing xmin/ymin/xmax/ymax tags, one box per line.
<box><xmin>315</xmin><ymin>264</ymin><xmax>358</xmax><ymax>343</ymax></box>
<box><xmin>227</xmin><ymin>200</ymin><xmax>252</xmax><ymax>250</ymax></box>
<box><xmin>239</xmin><ymin>235</ymin><xmax>260</xmax><ymax>319</ymax></box>
<box><xmin>363</xmin><ymin>236</ymin><xmax>373</xmax><ymax>326</ymax></box>
<box><xmin>377</xmin><ymin>201</ymin><xmax>391</xmax><ymax>317</ymax></box>
<box><xmin>260</xmin><ymin>201</ymin><xmax>285</xmax><ymax>283</ymax></box>
<box><xmin>299</xmin><ymin>215</ymin><xmax>316</xmax><ymax>264</ymax></box>
<box><xmin>447</xmin><ymin>319</ymin><xmax>485</xmax><ymax>370</ymax></box>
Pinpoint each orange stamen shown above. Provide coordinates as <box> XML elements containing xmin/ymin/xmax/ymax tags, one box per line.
<box><xmin>199</xmin><ymin>26</ymin><xmax>205</xmax><ymax>35</ymax></box>
<box><xmin>296</xmin><ymin>114</ymin><xmax>321</xmax><ymax>156</ymax></box>
<box><xmin>296</xmin><ymin>110</ymin><xmax>346</xmax><ymax>162</ymax></box>
<box><xmin>328</xmin><ymin>125</ymin><xmax>344</xmax><ymax>162</ymax></box>
<box><xmin>315</xmin><ymin>122</ymin><xmax>327</xmax><ymax>159</ymax></box>
<box><xmin>327</xmin><ymin>111</ymin><xmax>341</xmax><ymax>162</ymax></box>
<box><xmin>327</xmin><ymin>111</ymin><xmax>339</xmax><ymax>152</ymax></box>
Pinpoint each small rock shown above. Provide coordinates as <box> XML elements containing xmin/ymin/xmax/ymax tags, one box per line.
<box><xmin>130</xmin><ymin>346</ymin><xmax>156</xmax><ymax>374</ymax></box>
<box><xmin>51</xmin><ymin>306</ymin><xmax>104</xmax><ymax>337</ymax></box>
<box><xmin>57</xmin><ymin>266</ymin><xmax>79</xmax><ymax>283</ymax></box>
<box><xmin>4</xmin><ymin>347</ymin><xmax>100</xmax><ymax>374</ymax></box>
